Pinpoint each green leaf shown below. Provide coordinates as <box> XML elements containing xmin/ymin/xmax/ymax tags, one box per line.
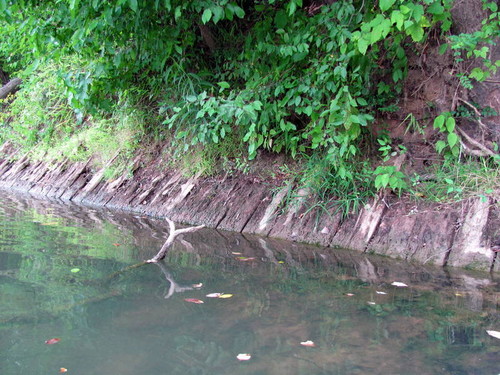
<box><xmin>0</xmin><ymin>0</ymin><xmax>6</xmax><ymax>12</ymax></box>
<box><xmin>379</xmin><ymin>0</ymin><xmax>396</xmax><ymax>12</ymax></box>
<box><xmin>202</xmin><ymin>8</ymin><xmax>212</xmax><ymax>24</ymax></box>
<box><xmin>427</xmin><ymin>2</ymin><xmax>444</xmax><ymax>15</ymax></box>
<box><xmin>275</xmin><ymin>10</ymin><xmax>288</xmax><ymax>28</ymax></box>
<box><xmin>252</xmin><ymin>100</ymin><xmax>263</xmax><ymax>110</ymax></box>
<box><xmin>447</xmin><ymin>132</ymin><xmax>458</xmax><ymax>148</ymax></box>
<box><xmin>217</xmin><ymin>81</ymin><xmax>230</xmax><ymax>89</ymax></box>
<box><xmin>71</xmin><ymin>268</ymin><xmax>80</xmax><ymax>273</ymax></box>
<box><xmin>358</xmin><ymin>37</ymin><xmax>369</xmax><ymax>54</ymax></box>
<box><xmin>433</xmin><ymin>114</ymin><xmax>445</xmax><ymax>130</ymax></box>
<box><xmin>174</xmin><ymin>6</ymin><xmax>182</xmax><ymax>21</ymax></box>
<box><xmin>212</xmin><ymin>6</ymin><xmax>224</xmax><ymax>23</ymax></box>
<box><xmin>445</xmin><ymin>116</ymin><xmax>455</xmax><ymax>132</ymax></box>
<box><xmin>375</xmin><ymin>174</ymin><xmax>390</xmax><ymax>188</ymax></box>
<box><xmin>391</xmin><ymin>10</ymin><xmax>405</xmax><ymax>30</ymax></box>
<box><xmin>469</xmin><ymin>67</ymin><xmax>486</xmax><ymax>81</ymax></box>
<box><xmin>69</xmin><ymin>0</ymin><xmax>80</xmax><ymax>11</ymax></box>
<box><xmin>436</xmin><ymin>140</ymin><xmax>447</xmax><ymax>153</ymax></box>
<box><xmin>128</xmin><ymin>0</ymin><xmax>138</xmax><ymax>12</ymax></box>
<box><xmin>233</xmin><ymin>5</ymin><xmax>245</xmax><ymax>18</ymax></box>
<box><xmin>438</xmin><ymin>43</ymin><xmax>448</xmax><ymax>55</ymax></box>
<box><xmin>406</xmin><ymin>23</ymin><xmax>424</xmax><ymax>42</ymax></box>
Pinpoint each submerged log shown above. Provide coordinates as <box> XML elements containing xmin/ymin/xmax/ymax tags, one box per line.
<box><xmin>0</xmin><ymin>78</ymin><xmax>22</xmax><ymax>100</ymax></box>
<box><xmin>147</xmin><ymin>218</ymin><xmax>204</xmax><ymax>263</ymax></box>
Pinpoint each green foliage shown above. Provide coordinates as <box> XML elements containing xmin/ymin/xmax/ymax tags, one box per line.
<box><xmin>411</xmin><ymin>157</ymin><xmax>499</xmax><ymax>203</ymax></box>
<box><xmin>373</xmin><ymin>165</ymin><xmax>408</xmax><ymax>193</ymax></box>
<box><xmin>0</xmin><ymin>0</ymin><xmax>497</xmax><ymax>212</ymax></box>
<box><xmin>446</xmin><ymin>0</ymin><xmax>500</xmax><ymax>86</ymax></box>
<box><xmin>0</xmin><ymin>60</ymin><xmax>76</xmax><ymax>149</ymax></box>
<box><xmin>433</xmin><ymin>112</ymin><xmax>459</xmax><ymax>157</ymax></box>
<box><xmin>287</xmin><ymin>153</ymin><xmax>376</xmax><ymax>217</ymax></box>
<box><xmin>0</xmin><ymin>0</ymin><xmax>455</xmax><ymax>164</ymax></box>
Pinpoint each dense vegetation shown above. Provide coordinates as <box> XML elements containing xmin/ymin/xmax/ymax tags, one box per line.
<box><xmin>0</xmin><ymin>0</ymin><xmax>498</xmax><ymax>214</ymax></box>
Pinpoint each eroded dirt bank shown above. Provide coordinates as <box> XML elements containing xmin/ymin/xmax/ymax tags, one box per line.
<box><xmin>0</xmin><ymin>145</ymin><xmax>498</xmax><ymax>272</ymax></box>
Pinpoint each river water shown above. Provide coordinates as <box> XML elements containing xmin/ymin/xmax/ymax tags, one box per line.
<box><xmin>0</xmin><ymin>191</ymin><xmax>499</xmax><ymax>375</ymax></box>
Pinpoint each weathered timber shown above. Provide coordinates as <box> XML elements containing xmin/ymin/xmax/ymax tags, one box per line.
<box><xmin>0</xmin><ymin>78</ymin><xmax>22</xmax><ymax>99</ymax></box>
<box><xmin>147</xmin><ymin>217</ymin><xmax>204</xmax><ymax>263</ymax></box>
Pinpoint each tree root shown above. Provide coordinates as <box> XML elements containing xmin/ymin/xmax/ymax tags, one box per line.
<box><xmin>456</xmin><ymin>126</ymin><xmax>497</xmax><ymax>158</ymax></box>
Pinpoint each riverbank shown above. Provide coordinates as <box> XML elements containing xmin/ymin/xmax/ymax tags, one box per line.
<box><xmin>0</xmin><ymin>143</ymin><xmax>498</xmax><ymax>272</ymax></box>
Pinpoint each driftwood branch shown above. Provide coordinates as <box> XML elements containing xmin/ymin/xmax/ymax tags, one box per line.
<box><xmin>0</xmin><ymin>78</ymin><xmax>22</xmax><ymax>100</ymax></box>
<box><xmin>147</xmin><ymin>218</ymin><xmax>204</xmax><ymax>263</ymax></box>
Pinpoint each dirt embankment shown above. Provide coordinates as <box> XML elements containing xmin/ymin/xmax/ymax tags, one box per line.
<box><xmin>0</xmin><ymin>143</ymin><xmax>498</xmax><ymax>272</ymax></box>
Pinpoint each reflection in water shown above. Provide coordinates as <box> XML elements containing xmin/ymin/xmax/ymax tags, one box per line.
<box><xmin>0</xmin><ymin>191</ymin><xmax>499</xmax><ymax>375</ymax></box>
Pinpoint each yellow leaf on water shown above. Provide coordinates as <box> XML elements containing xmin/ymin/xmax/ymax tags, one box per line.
<box><xmin>219</xmin><ymin>294</ymin><xmax>233</xmax><ymax>299</ymax></box>
<box><xmin>206</xmin><ymin>293</ymin><xmax>222</xmax><ymax>298</ymax></box>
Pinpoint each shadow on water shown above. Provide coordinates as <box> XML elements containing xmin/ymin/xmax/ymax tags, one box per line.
<box><xmin>0</xmin><ymin>191</ymin><xmax>499</xmax><ymax>375</ymax></box>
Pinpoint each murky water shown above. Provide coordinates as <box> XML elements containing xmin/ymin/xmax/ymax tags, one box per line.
<box><xmin>0</xmin><ymin>191</ymin><xmax>499</xmax><ymax>375</ymax></box>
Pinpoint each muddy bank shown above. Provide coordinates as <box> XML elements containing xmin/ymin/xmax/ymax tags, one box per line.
<box><xmin>0</xmin><ymin>145</ymin><xmax>498</xmax><ymax>272</ymax></box>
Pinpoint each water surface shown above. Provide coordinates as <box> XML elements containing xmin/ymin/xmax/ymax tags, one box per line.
<box><xmin>0</xmin><ymin>192</ymin><xmax>499</xmax><ymax>375</ymax></box>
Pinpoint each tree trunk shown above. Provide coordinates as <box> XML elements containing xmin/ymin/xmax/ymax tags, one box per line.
<box><xmin>0</xmin><ymin>78</ymin><xmax>22</xmax><ymax>100</ymax></box>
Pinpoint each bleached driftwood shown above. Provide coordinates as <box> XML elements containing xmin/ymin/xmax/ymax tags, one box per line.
<box><xmin>147</xmin><ymin>218</ymin><xmax>204</xmax><ymax>263</ymax></box>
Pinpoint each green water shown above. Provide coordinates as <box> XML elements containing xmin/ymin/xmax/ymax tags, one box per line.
<box><xmin>0</xmin><ymin>192</ymin><xmax>499</xmax><ymax>375</ymax></box>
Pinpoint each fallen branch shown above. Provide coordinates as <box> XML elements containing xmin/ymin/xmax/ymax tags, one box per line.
<box><xmin>147</xmin><ymin>218</ymin><xmax>204</xmax><ymax>263</ymax></box>
<box><xmin>0</xmin><ymin>78</ymin><xmax>22</xmax><ymax>100</ymax></box>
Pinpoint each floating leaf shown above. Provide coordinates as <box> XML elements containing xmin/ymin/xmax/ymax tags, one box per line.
<box><xmin>367</xmin><ymin>301</ymin><xmax>376</xmax><ymax>305</ymax></box>
<box><xmin>236</xmin><ymin>353</ymin><xmax>252</xmax><ymax>361</ymax></box>
<box><xmin>486</xmin><ymin>330</ymin><xmax>500</xmax><ymax>339</ymax></box>
<box><xmin>232</xmin><ymin>252</ymin><xmax>242</xmax><ymax>255</ymax></box>
<box><xmin>237</xmin><ymin>257</ymin><xmax>256</xmax><ymax>261</ymax></box>
<box><xmin>376</xmin><ymin>291</ymin><xmax>387</xmax><ymax>295</ymax></box>
<box><xmin>70</xmin><ymin>268</ymin><xmax>80</xmax><ymax>273</ymax></box>
<box><xmin>113</xmin><ymin>243</ymin><xmax>121</xmax><ymax>246</ymax></box>
<box><xmin>391</xmin><ymin>281</ymin><xmax>408</xmax><ymax>287</ymax></box>
<box><xmin>206</xmin><ymin>293</ymin><xmax>222</xmax><ymax>298</ymax></box>
<box><xmin>59</xmin><ymin>368</ymin><xmax>68</xmax><ymax>373</ymax></box>
<box><xmin>300</xmin><ymin>340</ymin><xmax>316</xmax><ymax>347</ymax></box>
<box><xmin>184</xmin><ymin>298</ymin><xmax>204</xmax><ymax>304</ymax></box>
<box><xmin>45</xmin><ymin>338</ymin><xmax>61</xmax><ymax>345</ymax></box>
<box><xmin>219</xmin><ymin>294</ymin><xmax>233</xmax><ymax>299</ymax></box>
<box><xmin>346</xmin><ymin>293</ymin><xmax>355</xmax><ymax>297</ymax></box>
<box><xmin>192</xmin><ymin>283</ymin><xmax>203</xmax><ymax>289</ymax></box>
